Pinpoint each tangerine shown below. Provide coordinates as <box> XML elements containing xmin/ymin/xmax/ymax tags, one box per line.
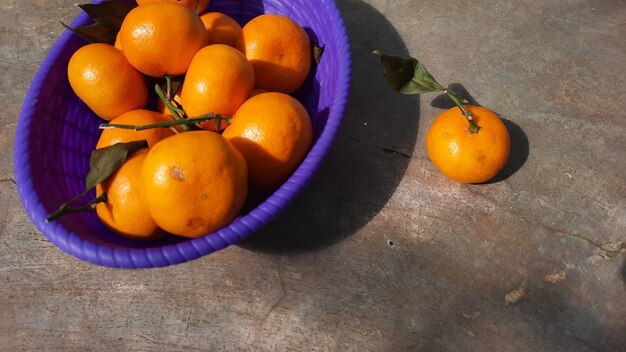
<box><xmin>136</xmin><ymin>0</ymin><xmax>210</xmax><ymax>13</ymax></box>
<box><xmin>95</xmin><ymin>149</ymin><xmax>163</xmax><ymax>240</ymax></box>
<box><xmin>200</xmin><ymin>12</ymin><xmax>242</xmax><ymax>47</ymax></box>
<box><xmin>67</xmin><ymin>43</ymin><xmax>147</xmax><ymax>120</ymax></box>
<box><xmin>119</xmin><ymin>2</ymin><xmax>207</xmax><ymax>77</ymax></box>
<box><xmin>180</xmin><ymin>44</ymin><xmax>254</xmax><ymax>130</ymax></box>
<box><xmin>425</xmin><ymin>105</ymin><xmax>510</xmax><ymax>183</ymax></box>
<box><xmin>222</xmin><ymin>92</ymin><xmax>312</xmax><ymax>190</ymax></box>
<box><xmin>141</xmin><ymin>131</ymin><xmax>248</xmax><ymax>238</ymax></box>
<box><xmin>236</xmin><ymin>14</ymin><xmax>311</xmax><ymax>94</ymax></box>
<box><xmin>96</xmin><ymin>109</ymin><xmax>176</xmax><ymax>149</ymax></box>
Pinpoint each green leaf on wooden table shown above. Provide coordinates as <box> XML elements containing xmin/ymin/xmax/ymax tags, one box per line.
<box><xmin>85</xmin><ymin>140</ymin><xmax>148</xmax><ymax>191</ymax></box>
<box><xmin>61</xmin><ymin>21</ymin><xmax>117</xmax><ymax>44</ymax></box>
<box><xmin>79</xmin><ymin>0</ymin><xmax>136</xmax><ymax>30</ymax></box>
<box><xmin>372</xmin><ymin>49</ymin><xmax>445</xmax><ymax>94</ymax></box>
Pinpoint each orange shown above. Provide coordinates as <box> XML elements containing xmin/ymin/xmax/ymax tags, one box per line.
<box><xmin>222</xmin><ymin>92</ymin><xmax>312</xmax><ymax>190</ymax></box>
<box><xmin>200</xmin><ymin>12</ymin><xmax>242</xmax><ymax>47</ymax></box>
<box><xmin>119</xmin><ymin>2</ymin><xmax>207</xmax><ymax>77</ymax></box>
<box><xmin>136</xmin><ymin>0</ymin><xmax>210</xmax><ymax>13</ymax></box>
<box><xmin>96</xmin><ymin>109</ymin><xmax>176</xmax><ymax>149</ymax></box>
<box><xmin>180</xmin><ymin>44</ymin><xmax>254</xmax><ymax>130</ymax></box>
<box><xmin>67</xmin><ymin>43</ymin><xmax>147</xmax><ymax>120</ymax></box>
<box><xmin>96</xmin><ymin>149</ymin><xmax>163</xmax><ymax>240</ymax></box>
<box><xmin>236</xmin><ymin>14</ymin><xmax>311</xmax><ymax>94</ymax></box>
<box><xmin>425</xmin><ymin>105</ymin><xmax>510</xmax><ymax>183</ymax></box>
<box><xmin>141</xmin><ymin>131</ymin><xmax>248</xmax><ymax>238</ymax></box>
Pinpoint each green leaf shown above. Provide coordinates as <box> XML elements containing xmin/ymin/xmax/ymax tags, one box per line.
<box><xmin>313</xmin><ymin>43</ymin><xmax>325</xmax><ymax>65</ymax></box>
<box><xmin>372</xmin><ymin>49</ymin><xmax>445</xmax><ymax>95</ymax></box>
<box><xmin>78</xmin><ymin>1</ymin><xmax>136</xmax><ymax>30</ymax></box>
<box><xmin>61</xmin><ymin>21</ymin><xmax>116</xmax><ymax>44</ymax></box>
<box><xmin>62</xmin><ymin>1</ymin><xmax>135</xmax><ymax>44</ymax></box>
<box><xmin>85</xmin><ymin>140</ymin><xmax>148</xmax><ymax>191</ymax></box>
<box><xmin>46</xmin><ymin>140</ymin><xmax>147</xmax><ymax>222</ymax></box>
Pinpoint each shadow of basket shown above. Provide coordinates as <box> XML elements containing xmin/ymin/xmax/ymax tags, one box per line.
<box><xmin>240</xmin><ymin>0</ymin><xmax>420</xmax><ymax>253</ymax></box>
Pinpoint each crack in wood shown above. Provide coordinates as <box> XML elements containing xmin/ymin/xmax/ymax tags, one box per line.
<box><xmin>556</xmin><ymin>231</ymin><xmax>625</xmax><ymax>258</ymax></box>
<box><xmin>381</xmin><ymin>147</ymin><xmax>411</xmax><ymax>158</ymax></box>
<box><xmin>261</xmin><ymin>267</ymin><xmax>287</xmax><ymax>326</ymax></box>
<box><xmin>0</xmin><ymin>178</ymin><xmax>16</xmax><ymax>185</ymax></box>
<box><xmin>340</xmin><ymin>130</ymin><xmax>412</xmax><ymax>158</ymax></box>
<box><xmin>465</xmin><ymin>188</ymin><xmax>625</xmax><ymax>259</ymax></box>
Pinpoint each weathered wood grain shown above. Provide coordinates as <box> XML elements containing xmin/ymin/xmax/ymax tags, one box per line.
<box><xmin>1</xmin><ymin>0</ymin><xmax>625</xmax><ymax>351</ymax></box>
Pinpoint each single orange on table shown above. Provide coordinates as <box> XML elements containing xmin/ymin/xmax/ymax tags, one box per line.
<box><xmin>141</xmin><ymin>131</ymin><xmax>248</xmax><ymax>238</ymax></box>
<box><xmin>67</xmin><ymin>43</ymin><xmax>147</xmax><ymax>120</ymax></box>
<box><xmin>136</xmin><ymin>0</ymin><xmax>211</xmax><ymax>13</ymax></box>
<box><xmin>200</xmin><ymin>12</ymin><xmax>242</xmax><ymax>47</ymax></box>
<box><xmin>180</xmin><ymin>44</ymin><xmax>254</xmax><ymax>130</ymax></box>
<box><xmin>96</xmin><ymin>149</ymin><xmax>163</xmax><ymax>241</ymax></box>
<box><xmin>119</xmin><ymin>2</ymin><xmax>207</xmax><ymax>77</ymax></box>
<box><xmin>236</xmin><ymin>14</ymin><xmax>311</xmax><ymax>94</ymax></box>
<box><xmin>223</xmin><ymin>92</ymin><xmax>313</xmax><ymax>190</ymax></box>
<box><xmin>96</xmin><ymin>109</ymin><xmax>176</xmax><ymax>149</ymax></box>
<box><xmin>426</xmin><ymin>105</ymin><xmax>510</xmax><ymax>184</ymax></box>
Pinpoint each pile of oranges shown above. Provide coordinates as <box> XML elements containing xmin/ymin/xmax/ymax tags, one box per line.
<box><xmin>65</xmin><ymin>1</ymin><xmax>314</xmax><ymax>240</ymax></box>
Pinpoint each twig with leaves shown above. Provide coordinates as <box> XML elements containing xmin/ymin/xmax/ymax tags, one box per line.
<box><xmin>372</xmin><ymin>50</ymin><xmax>480</xmax><ymax>133</ymax></box>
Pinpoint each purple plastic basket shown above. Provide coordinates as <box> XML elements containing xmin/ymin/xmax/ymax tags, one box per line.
<box><xmin>14</xmin><ymin>0</ymin><xmax>351</xmax><ymax>268</ymax></box>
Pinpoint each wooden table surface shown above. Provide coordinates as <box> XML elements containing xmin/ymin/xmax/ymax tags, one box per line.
<box><xmin>1</xmin><ymin>0</ymin><xmax>625</xmax><ymax>351</ymax></box>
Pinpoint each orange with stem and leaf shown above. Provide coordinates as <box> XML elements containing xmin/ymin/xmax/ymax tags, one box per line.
<box><xmin>95</xmin><ymin>149</ymin><xmax>164</xmax><ymax>240</ymax></box>
<box><xmin>373</xmin><ymin>50</ymin><xmax>510</xmax><ymax>183</ymax></box>
<box><xmin>426</xmin><ymin>106</ymin><xmax>510</xmax><ymax>183</ymax></box>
